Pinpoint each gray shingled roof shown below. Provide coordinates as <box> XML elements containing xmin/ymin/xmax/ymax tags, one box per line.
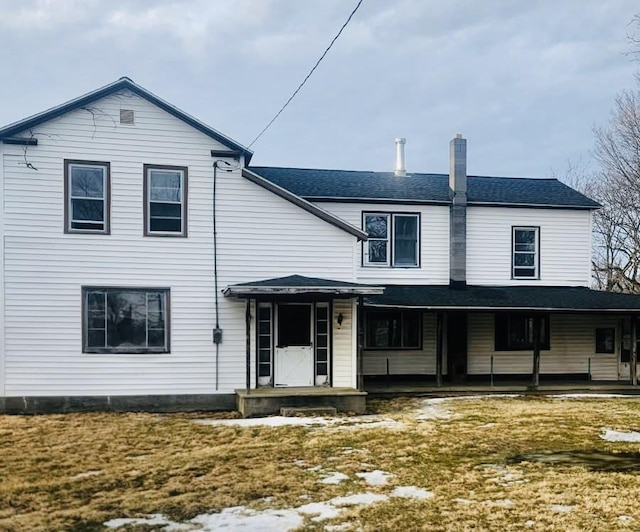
<box><xmin>365</xmin><ymin>285</ymin><xmax>640</xmax><ymax>311</ymax></box>
<box><xmin>247</xmin><ymin>167</ymin><xmax>600</xmax><ymax>209</ymax></box>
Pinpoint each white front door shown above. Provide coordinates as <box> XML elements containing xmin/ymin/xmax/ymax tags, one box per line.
<box><xmin>274</xmin><ymin>303</ymin><xmax>314</xmax><ymax>387</ymax></box>
<box><xmin>275</xmin><ymin>346</ymin><xmax>313</xmax><ymax>386</ymax></box>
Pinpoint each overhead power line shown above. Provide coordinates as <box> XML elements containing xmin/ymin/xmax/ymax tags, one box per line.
<box><xmin>247</xmin><ymin>0</ymin><xmax>365</xmax><ymax>148</ymax></box>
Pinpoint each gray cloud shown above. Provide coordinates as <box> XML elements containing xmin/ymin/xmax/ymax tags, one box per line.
<box><xmin>0</xmin><ymin>0</ymin><xmax>637</xmax><ymax>177</ymax></box>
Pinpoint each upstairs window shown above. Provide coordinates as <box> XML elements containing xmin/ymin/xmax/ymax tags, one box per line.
<box><xmin>83</xmin><ymin>287</ymin><xmax>169</xmax><ymax>354</ymax></box>
<box><xmin>65</xmin><ymin>160</ymin><xmax>110</xmax><ymax>234</ymax></box>
<box><xmin>495</xmin><ymin>313</ymin><xmax>550</xmax><ymax>351</ymax></box>
<box><xmin>365</xmin><ymin>309</ymin><xmax>421</xmax><ymax>349</ymax></box>
<box><xmin>363</xmin><ymin>212</ymin><xmax>419</xmax><ymax>267</ymax></box>
<box><xmin>512</xmin><ymin>226</ymin><xmax>539</xmax><ymax>279</ymax></box>
<box><xmin>144</xmin><ymin>165</ymin><xmax>188</xmax><ymax>236</ymax></box>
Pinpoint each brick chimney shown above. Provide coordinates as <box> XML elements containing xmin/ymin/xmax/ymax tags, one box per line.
<box><xmin>449</xmin><ymin>134</ymin><xmax>467</xmax><ymax>288</ymax></box>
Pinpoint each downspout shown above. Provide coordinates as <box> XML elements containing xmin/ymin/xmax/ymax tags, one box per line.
<box><xmin>212</xmin><ymin>159</ymin><xmax>232</xmax><ymax>390</ymax></box>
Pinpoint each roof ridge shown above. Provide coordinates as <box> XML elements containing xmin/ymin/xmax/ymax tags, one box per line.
<box><xmin>248</xmin><ymin>166</ymin><xmax>560</xmax><ymax>181</ymax></box>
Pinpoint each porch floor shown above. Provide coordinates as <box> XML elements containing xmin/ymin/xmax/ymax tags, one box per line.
<box><xmin>364</xmin><ymin>376</ymin><xmax>640</xmax><ymax>397</ymax></box>
<box><xmin>235</xmin><ymin>387</ymin><xmax>367</xmax><ymax>417</ymax></box>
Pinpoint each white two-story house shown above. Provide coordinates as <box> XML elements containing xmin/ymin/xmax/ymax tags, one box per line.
<box><xmin>1</xmin><ymin>78</ymin><xmax>640</xmax><ymax>415</ymax></box>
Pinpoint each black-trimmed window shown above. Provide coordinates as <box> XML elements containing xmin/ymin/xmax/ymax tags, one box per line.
<box><xmin>64</xmin><ymin>160</ymin><xmax>110</xmax><ymax>234</ymax></box>
<box><xmin>512</xmin><ymin>227</ymin><xmax>539</xmax><ymax>279</ymax></box>
<box><xmin>365</xmin><ymin>309</ymin><xmax>421</xmax><ymax>349</ymax></box>
<box><xmin>495</xmin><ymin>313</ymin><xmax>550</xmax><ymax>351</ymax></box>
<box><xmin>144</xmin><ymin>165</ymin><xmax>188</xmax><ymax>236</ymax></box>
<box><xmin>83</xmin><ymin>287</ymin><xmax>169</xmax><ymax>353</ymax></box>
<box><xmin>363</xmin><ymin>212</ymin><xmax>419</xmax><ymax>267</ymax></box>
<box><xmin>596</xmin><ymin>327</ymin><xmax>615</xmax><ymax>354</ymax></box>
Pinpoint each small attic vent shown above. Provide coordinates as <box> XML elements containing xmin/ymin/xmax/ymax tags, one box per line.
<box><xmin>120</xmin><ymin>109</ymin><xmax>134</xmax><ymax>125</ymax></box>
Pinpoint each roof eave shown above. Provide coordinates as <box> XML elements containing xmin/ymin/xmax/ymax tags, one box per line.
<box><xmin>364</xmin><ymin>303</ymin><xmax>640</xmax><ymax>312</ymax></box>
<box><xmin>224</xmin><ymin>286</ymin><xmax>385</xmax><ymax>297</ymax></box>
<box><xmin>467</xmin><ymin>201</ymin><xmax>601</xmax><ymax>210</ymax></box>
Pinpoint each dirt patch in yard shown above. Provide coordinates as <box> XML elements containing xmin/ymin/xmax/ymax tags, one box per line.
<box><xmin>2</xmin><ymin>396</ymin><xmax>640</xmax><ymax>530</ymax></box>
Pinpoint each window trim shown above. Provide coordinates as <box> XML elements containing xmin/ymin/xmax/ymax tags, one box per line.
<box><xmin>512</xmin><ymin>226</ymin><xmax>540</xmax><ymax>279</ymax></box>
<box><xmin>81</xmin><ymin>286</ymin><xmax>171</xmax><ymax>354</ymax></box>
<box><xmin>362</xmin><ymin>211</ymin><xmax>420</xmax><ymax>268</ymax></box>
<box><xmin>143</xmin><ymin>164</ymin><xmax>188</xmax><ymax>237</ymax></box>
<box><xmin>494</xmin><ymin>312</ymin><xmax>550</xmax><ymax>351</ymax></box>
<box><xmin>64</xmin><ymin>159</ymin><xmax>111</xmax><ymax>234</ymax></box>
<box><xmin>364</xmin><ymin>309</ymin><xmax>422</xmax><ymax>350</ymax></box>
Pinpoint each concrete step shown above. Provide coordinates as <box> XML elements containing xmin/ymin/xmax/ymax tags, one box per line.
<box><xmin>280</xmin><ymin>406</ymin><xmax>337</xmax><ymax>417</ymax></box>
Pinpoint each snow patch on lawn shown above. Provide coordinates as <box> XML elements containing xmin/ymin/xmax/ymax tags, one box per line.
<box><xmin>331</xmin><ymin>493</ymin><xmax>389</xmax><ymax>506</ymax></box>
<box><xmin>192</xmin><ymin>415</ymin><xmax>403</xmax><ymax>430</ymax></box>
<box><xmin>392</xmin><ymin>486</ymin><xmax>434</xmax><ymax>499</ymax></box>
<box><xmin>105</xmin><ymin>514</ymin><xmax>190</xmax><ymax>530</ymax></box>
<box><xmin>105</xmin><ymin>485</ymin><xmax>436</xmax><ymax>532</ymax></box>
<box><xmin>191</xmin><ymin>507</ymin><xmax>304</xmax><ymax>530</ymax></box>
<box><xmin>320</xmin><ymin>472</ymin><xmax>350</xmax><ymax>484</ymax></box>
<box><xmin>551</xmin><ymin>394</ymin><xmax>631</xmax><ymax>400</ymax></box>
<box><xmin>601</xmin><ymin>429</ymin><xmax>640</xmax><ymax>442</ymax></box>
<box><xmin>72</xmin><ymin>470</ymin><xmax>102</xmax><ymax>479</ymax></box>
<box><xmin>482</xmin><ymin>464</ymin><xmax>527</xmax><ymax>487</ymax></box>
<box><xmin>356</xmin><ymin>470</ymin><xmax>393</xmax><ymax>486</ymax></box>
<box><xmin>416</xmin><ymin>395</ymin><xmax>521</xmax><ymax>420</ymax></box>
<box><xmin>548</xmin><ymin>504</ymin><xmax>575</xmax><ymax>513</ymax></box>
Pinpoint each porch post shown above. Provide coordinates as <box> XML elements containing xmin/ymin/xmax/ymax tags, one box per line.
<box><xmin>245</xmin><ymin>298</ymin><xmax>251</xmax><ymax>393</ymax></box>
<box><xmin>631</xmin><ymin>314</ymin><xmax>638</xmax><ymax>386</ymax></box>
<box><xmin>531</xmin><ymin>315</ymin><xmax>541</xmax><ymax>388</ymax></box>
<box><xmin>436</xmin><ymin>312</ymin><xmax>444</xmax><ymax>387</ymax></box>
<box><xmin>357</xmin><ymin>296</ymin><xmax>364</xmax><ymax>391</ymax></box>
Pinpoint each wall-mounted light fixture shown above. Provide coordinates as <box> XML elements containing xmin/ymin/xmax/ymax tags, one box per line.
<box><xmin>337</xmin><ymin>313</ymin><xmax>344</xmax><ymax>328</ymax></box>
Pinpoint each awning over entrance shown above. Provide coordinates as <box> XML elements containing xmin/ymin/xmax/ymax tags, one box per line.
<box><xmin>364</xmin><ymin>285</ymin><xmax>640</xmax><ymax>312</ymax></box>
<box><xmin>223</xmin><ymin>275</ymin><xmax>385</xmax><ymax>298</ymax></box>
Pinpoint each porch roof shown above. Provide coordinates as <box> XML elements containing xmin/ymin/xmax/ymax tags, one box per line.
<box><xmin>364</xmin><ymin>285</ymin><xmax>640</xmax><ymax>312</ymax></box>
<box><xmin>222</xmin><ymin>275</ymin><xmax>385</xmax><ymax>298</ymax></box>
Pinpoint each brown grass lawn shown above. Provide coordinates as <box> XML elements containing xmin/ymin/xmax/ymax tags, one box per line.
<box><xmin>3</xmin><ymin>396</ymin><xmax>640</xmax><ymax>531</ymax></box>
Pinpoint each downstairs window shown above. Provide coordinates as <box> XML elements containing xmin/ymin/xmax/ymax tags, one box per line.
<box><xmin>495</xmin><ymin>313</ymin><xmax>550</xmax><ymax>351</ymax></box>
<box><xmin>365</xmin><ymin>309</ymin><xmax>421</xmax><ymax>349</ymax></box>
<box><xmin>83</xmin><ymin>287</ymin><xmax>169</xmax><ymax>353</ymax></box>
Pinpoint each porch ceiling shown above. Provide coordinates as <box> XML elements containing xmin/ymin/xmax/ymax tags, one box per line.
<box><xmin>364</xmin><ymin>285</ymin><xmax>640</xmax><ymax>312</ymax></box>
<box><xmin>223</xmin><ymin>275</ymin><xmax>385</xmax><ymax>298</ymax></box>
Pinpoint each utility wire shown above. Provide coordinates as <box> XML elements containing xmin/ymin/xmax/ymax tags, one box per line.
<box><xmin>247</xmin><ymin>0</ymin><xmax>365</xmax><ymax>148</ymax></box>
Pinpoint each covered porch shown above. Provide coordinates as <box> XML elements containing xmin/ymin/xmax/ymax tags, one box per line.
<box><xmin>363</xmin><ymin>285</ymin><xmax>640</xmax><ymax>389</ymax></box>
<box><xmin>223</xmin><ymin>275</ymin><xmax>383</xmax><ymax>417</ymax></box>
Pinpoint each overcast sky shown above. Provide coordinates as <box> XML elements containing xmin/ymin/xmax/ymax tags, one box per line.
<box><xmin>0</xmin><ymin>0</ymin><xmax>638</xmax><ymax>177</ymax></box>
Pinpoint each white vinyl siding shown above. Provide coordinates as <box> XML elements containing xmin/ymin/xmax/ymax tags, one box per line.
<box><xmin>332</xmin><ymin>299</ymin><xmax>356</xmax><ymax>387</ymax></box>
<box><xmin>0</xmin><ymin>142</ymin><xmax>4</xmax><ymax>396</ymax></box>
<box><xmin>322</xmin><ymin>202</ymin><xmax>450</xmax><ymax>284</ymax></box>
<box><xmin>364</xmin><ymin>313</ymin><xmax>438</xmax><ymax>375</ymax></box>
<box><xmin>1</xmin><ymin>91</ymin><xmax>358</xmax><ymax>397</ymax></box>
<box><xmin>467</xmin><ymin>207</ymin><xmax>591</xmax><ymax>286</ymax></box>
<box><xmin>467</xmin><ymin>313</ymin><xmax>620</xmax><ymax>380</ymax></box>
